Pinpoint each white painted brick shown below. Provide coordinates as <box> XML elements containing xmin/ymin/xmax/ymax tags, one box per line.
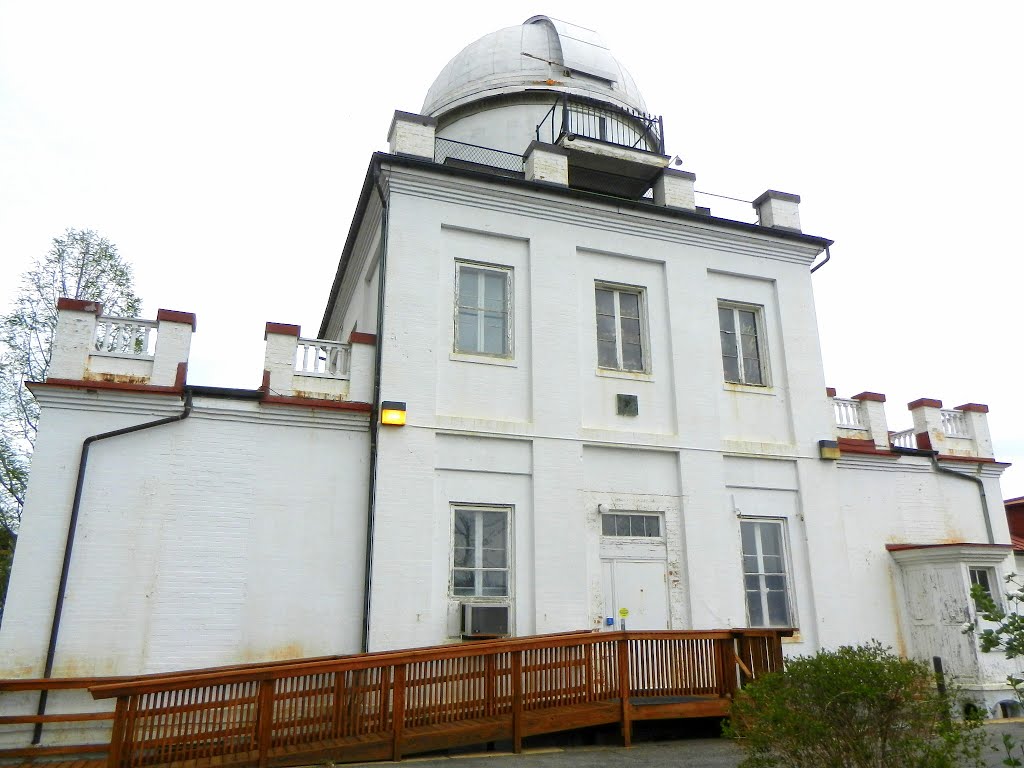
<box><xmin>652</xmin><ymin>169</ymin><xmax>696</xmax><ymax>210</ymax></box>
<box><xmin>524</xmin><ymin>142</ymin><xmax>568</xmax><ymax>186</ymax></box>
<box><xmin>387</xmin><ymin>111</ymin><xmax>436</xmax><ymax>160</ymax></box>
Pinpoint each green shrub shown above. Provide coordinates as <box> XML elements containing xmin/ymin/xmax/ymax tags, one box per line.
<box><xmin>724</xmin><ymin>641</ymin><xmax>984</xmax><ymax>768</ymax></box>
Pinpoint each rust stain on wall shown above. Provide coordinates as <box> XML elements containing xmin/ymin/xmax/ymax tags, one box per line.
<box><xmin>84</xmin><ymin>372</ymin><xmax>149</xmax><ymax>385</ymax></box>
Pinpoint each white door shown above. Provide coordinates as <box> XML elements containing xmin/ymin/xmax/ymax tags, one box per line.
<box><xmin>601</xmin><ymin>559</ymin><xmax>670</xmax><ymax>630</ymax></box>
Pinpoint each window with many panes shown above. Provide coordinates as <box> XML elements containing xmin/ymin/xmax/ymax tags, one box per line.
<box><xmin>718</xmin><ymin>303</ymin><xmax>766</xmax><ymax>385</ymax></box>
<box><xmin>741</xmin><ymin>519</ymin><xmax>793</xmax><ymax>627</ymax></box>
<box><xmin>455</xmin><ymin>263</ymin><xmax>512</xmax><ymax>357</ymax></box>
<box><xmin>601</xmin><ymin>512</ymin><xmax>661</xmax><ymax>537</ymax></box>
<box><xmin>452</xmin><ymin>506</ymin><xmax>510</xmax><ymax>598</ymax></box>
<box><xmin>596</xmin><ymin>285</ymin><xmax>645</xmax><ymax>371</ymax></box>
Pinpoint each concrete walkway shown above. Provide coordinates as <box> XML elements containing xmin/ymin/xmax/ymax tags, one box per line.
<box><xmin>351</xmin><ymin>720</ymin><xmax>1024</xmax><ymax>768</ymax></box>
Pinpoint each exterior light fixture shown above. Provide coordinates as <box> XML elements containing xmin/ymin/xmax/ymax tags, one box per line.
<box><xmin>818</xmin><ymin>439</ymin><xmax>840</xmax><ymax>460</ymax></box>
<box><xmin>380</xmin><ymin>401</ymin><xmax>407</xmax><ymax>426</ymax></box>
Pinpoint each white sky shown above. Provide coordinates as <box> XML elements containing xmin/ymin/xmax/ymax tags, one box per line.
<box><xmin>2</xmin><ymin>1</ymin><xmax>1022</xmax><ymax>496</ymax></box>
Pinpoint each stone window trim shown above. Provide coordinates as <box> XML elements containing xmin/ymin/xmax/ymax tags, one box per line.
<box><xmin>718</xmin><ymin>301</ymin><xmax>770</xmax><ymax>387</ymax></box>
<box><xmin>454</xmin><ymin>261</ymin><xmax>514</xmax><ymax>359</ymax></box>
<box><xmin>595</xmin><ymin>282</ymin><xmax>649</xmax><ymax>373</ymax></box>
<box><xmin>740</xmin><ymin>517</ymin><xmax>796</xmax><ymax>629</ymax></box>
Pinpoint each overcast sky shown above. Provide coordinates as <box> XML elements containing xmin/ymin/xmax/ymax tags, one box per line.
<box><xmin>2</xmin><ymin>1</ymin><xmax>1022</xmax><ymax>496</ymax></box>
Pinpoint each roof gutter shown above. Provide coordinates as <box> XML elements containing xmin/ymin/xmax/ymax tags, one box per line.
<box><xmin>33</xmin><ymin>390</ymin><xmax>194</xmax><ymax>743</ymax></box>
<box><xmin>892</xmin><ymin>446</ymin><xmax>996</xmax><ymax>545</ymax></box>
<box><xmin>810</xmin><ymin>244</ymin><xmax>832</xmax><ymax>273</ymax></box>
<box><xmin>930</xmin><ymin>454</ymin><xmax>996</xmax><ymax>545</ymax></box>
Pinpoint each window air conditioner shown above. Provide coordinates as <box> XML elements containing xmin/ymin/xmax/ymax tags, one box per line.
<box><xmin>461</xmin><ymin>604</ymin><xmax>510</xmax><ymax>638</ymax></box>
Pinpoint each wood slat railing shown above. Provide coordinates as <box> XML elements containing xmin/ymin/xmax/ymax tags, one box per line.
<box><xmin>0</xmin><ymin>628</ymin><xmax>789</xmax><ymax>768</ymax></box>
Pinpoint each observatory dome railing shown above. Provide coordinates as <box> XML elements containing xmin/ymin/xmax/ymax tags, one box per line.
<box><xmin>536</xmin><ymin>93</ymin><xmax>665</xmax><ymax>155</ymax></box>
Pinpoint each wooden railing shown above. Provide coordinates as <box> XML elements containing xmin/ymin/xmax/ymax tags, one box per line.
<box><xmin>0</xmin><ymin>676</ymin><xmax>120</xmax><ymax>761</ymax></box>
<box><xmin>0</xmin><ymin>629</ymin><xmax>788</xmax><ymax>768</ymax></box>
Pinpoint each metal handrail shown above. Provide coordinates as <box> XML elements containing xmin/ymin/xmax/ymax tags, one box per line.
<box><xmin>536</xmin><ymin>93</ymin><xmax>665</xmax><ymax>154</ymax></box>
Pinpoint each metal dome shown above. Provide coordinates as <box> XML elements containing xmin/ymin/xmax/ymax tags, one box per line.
<box><xmin>421</xmin><ymin>16</ymin><xmax>648</xmax><ymax>119</ymax></box>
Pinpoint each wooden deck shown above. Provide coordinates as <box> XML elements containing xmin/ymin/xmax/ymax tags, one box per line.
<box><xmin>0</xmin><ymin>629</ymin><xmax>788</xmax><ymax>768</ymax></box>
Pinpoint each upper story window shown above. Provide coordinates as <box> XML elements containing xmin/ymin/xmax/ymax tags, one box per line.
<box><xmin>455</xmin><ymin>262</ymin><xmax>512</xmax><ymax>357</ymax></box>
<box><xmin>596</xmin><ymin>285</ymin><xmax>646</xmax><ymax>372</ymax></box>
<box><xmin>719</xmin><ymin>302</ymin><xmax>767</xmax><ymax>386</ymax></box>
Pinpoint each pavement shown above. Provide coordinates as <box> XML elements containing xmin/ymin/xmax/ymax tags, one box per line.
<box><xmin>345</xmin><ymin>720</ymin><xmax>1024</xmax><ymax>768</ymax></box>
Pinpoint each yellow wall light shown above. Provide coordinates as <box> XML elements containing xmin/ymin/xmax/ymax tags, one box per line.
<box><xmin>380</xmin><ymin>401</ymin><xmax>407</xmax><ymax>426</ymax></box>
<box><xmin>818</xmin><ymin>439</ymin><xmax>840</xmax><ymax>460</ymax></box>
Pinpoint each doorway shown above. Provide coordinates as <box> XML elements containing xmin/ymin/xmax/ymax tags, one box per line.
<box><xmin>601</xmin><ymin>558</ymin><xmax>669</xmax><ymax>631</ymax></box>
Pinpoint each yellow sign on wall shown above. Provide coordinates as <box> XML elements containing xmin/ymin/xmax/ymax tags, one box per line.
<box><xmin>618</xmin><ymin>607</ymin><xmax>629</xmax><ymax>618</ymax></box>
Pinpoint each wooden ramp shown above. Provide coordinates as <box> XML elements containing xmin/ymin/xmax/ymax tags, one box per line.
<box><xmin>0</xmin><ymin>629</ymin><xmax>788</xmax><ymax>768</ymax></box>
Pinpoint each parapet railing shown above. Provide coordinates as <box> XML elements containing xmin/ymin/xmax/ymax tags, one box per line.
<box><xmin>94</xmin><ymin>317</ymin><xmax>158</xmax><ymax>359</ymax></box>
<box><xmin>892</xmin><ymin>429</ymin><xmax>916</xmax><ymax>449</ymax></box>
<box><xmin>832</xmin><ymin>398</ymin><xmax>865</xmax><ymax>430</ymax></box>
<box><xmin>294</xmin><ymin>338</ymin><xmax>351</xmax><ymax>379</ymax></box>
<box><xmin>434</xmin><ymin>137</ymin><xmax>525</xmax><ymax>175</ymax></box>
<box><xmin>940</xmin><ymin>409</ymin><xmax>970</xmax><ymax>438</ymax></box>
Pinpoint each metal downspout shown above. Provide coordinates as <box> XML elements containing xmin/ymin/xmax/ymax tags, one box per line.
<box><xmin>32</xmin><ymin>390</ymin><xmax>193</xmax><ymax>743</ymax></box>
<box><xmin>361</xmin><ymin>168</ymin><xmax>389</xmax><ymax>653</ymax></box>
<box><xmin>929</xmin><ymin>452</ymin><xmax>995</xmax><ymax>545</ymax></box>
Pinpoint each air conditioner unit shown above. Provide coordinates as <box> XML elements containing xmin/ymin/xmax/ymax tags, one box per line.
<box><xmin>461</xmin><ymin>604</ymin><xmax>510</xmax><ymax>638</ymax></box>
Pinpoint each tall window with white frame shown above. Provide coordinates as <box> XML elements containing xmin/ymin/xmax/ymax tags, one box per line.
<box><xmin>452</xmin><ymin>506</ymin><xmax>511</xmax><ymax>599</ymax></box>
<box><xmin>455</xmin><ymin>262</ymin><xmax>512</xmax><ymax>357</ymax></box>
<box><xmin>741</xmin><ymin>519</ymin><xmax>793</xmax><ymax>627</ymax></box>
<box><xmin>595</xmin><ymin>285</ymin><xmax>645</xmax><ymax>371</ymax></box>
<box><xmin>718</xmin><ymin>303</ymin><xmax>766</xmax><ymax>385</ymax></box>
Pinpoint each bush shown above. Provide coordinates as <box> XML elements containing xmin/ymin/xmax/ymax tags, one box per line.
<box><xmin>724</xmin><ymin>642</ymin><xmax>984</xmax><ymax>768</ymax></box>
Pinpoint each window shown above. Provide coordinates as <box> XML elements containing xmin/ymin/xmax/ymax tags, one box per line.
<box><xmin>719</xmin><ymin>303</ymin><xmax>766</xmax><ymax>385</ymax></box>
<box><xmin>741</xmin><ymin>520</ymin><xmax>793</xmax><ymax>627</ymax></box>
<box><xmin>601</xmin><ymin>512</ymin><xmax>661</xmax><ymax>537</ymax></box>
<box><xmin>969</xmin><ymin>566</ymin><xmax>997</xmax><ymax>607</ymax></box>
<box><xmin>455</xmin><ymin>263</ymin><xmax>512</xmax><ymax>356</ymax></box>
<box><xmin>452</xmin><ymin>507</ymin><xmax>510</xmax><ymax>598</ymax></box>
<box><xmin>596</xmin><ymin>285</ymin><xmax>645</xmax><ymax>371</ymax></box>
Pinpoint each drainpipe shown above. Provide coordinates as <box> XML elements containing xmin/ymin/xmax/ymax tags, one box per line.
<box><xmin>810</xmin><ymin>244</ymin><xmax>832</xmax><ymax>273</ymax></box>
<box><xmin>361</xmin><ymin>166</ymin><xmax>389</xmax><ymax>653</ymax></box>
<box><xmin>33</xmin><ymin>390</ymin><xmax>193</xmax><ymax>744</ymax></box>
<box><xmin>929</xmin><ymin>453</ymin><xmax>995</xmax><ymax>545</ymax></box>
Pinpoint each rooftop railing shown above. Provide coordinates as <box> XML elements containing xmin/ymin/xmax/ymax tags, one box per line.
<box><xmin>294</xmin><ymin>338</ymin><xmax>351</xmax><ymax>379</ymax></box>
<box><xmin>434</xmin><ymin>137</ymin><xmax>525</xmax><ymax>175</ymax></box>
<box><xmin>94</xmin><ymin>317</ymin><xmax>158</xmax><ymax>359</ymax></box>
<box><xmin>832</xmin><ymin>398</ymin><xmax>865</xmax><ymax>430</ymax></box>
<box><xmin>536</xmin><ymin>94</ymin><xmax>665</xmax><ymax>155</ymax></box>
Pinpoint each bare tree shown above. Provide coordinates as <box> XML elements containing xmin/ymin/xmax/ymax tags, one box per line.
<box><xmin>0</xmin><ymin>228</ymin><xmax>141</xmax><ymax>550</ymax></box>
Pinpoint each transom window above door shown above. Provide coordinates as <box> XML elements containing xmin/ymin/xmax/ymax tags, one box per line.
<box><xmin>455</xmin><ymin>262</ymin><xmax>512</xmax><ymax>357</ymax></box>
<box><xmin>595</xmin><ymin>285</ymin><xmax>646</xmax><ymax>372</ymax></box>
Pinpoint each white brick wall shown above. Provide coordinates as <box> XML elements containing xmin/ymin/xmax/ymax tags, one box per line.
<box><xmin>1</xmin><ymin>389</ymin><xmax>370</xmax><ymax>677</ymax></box>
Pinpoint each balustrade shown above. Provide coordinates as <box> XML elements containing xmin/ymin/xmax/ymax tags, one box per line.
<box><xmin>295</xmin><ymin>338</ymin><xmax>351</xmax><ymax>379</ymax></box>
<box><xmin>832</xmin><ymin>398</ymin><xmax>864</xmax><ymax>429</ymax></box>
<box><xmin>891</xmin><ymin>429</ymin><xmax>916</xmax><ymax>449</ymax></box>
<box><xmin>94</xmin><ymin>317</ymin><xmax>158</xmax><ymax>359</ymax></box>
<box><xmin>940</xmin><ymin>409</ymin><xmax>969</xmax><ymax>438</ymax></box>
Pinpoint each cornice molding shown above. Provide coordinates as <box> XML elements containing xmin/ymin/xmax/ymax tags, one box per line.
<box><xmin>888</xmin><ymin>544</ymin><xmax>1012</xmax><ymax>567</ymax></box>
<box><xmin>385</xmin><ymin>168</ymin><xmax>822</xmax><ymax>267</ymax></box>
